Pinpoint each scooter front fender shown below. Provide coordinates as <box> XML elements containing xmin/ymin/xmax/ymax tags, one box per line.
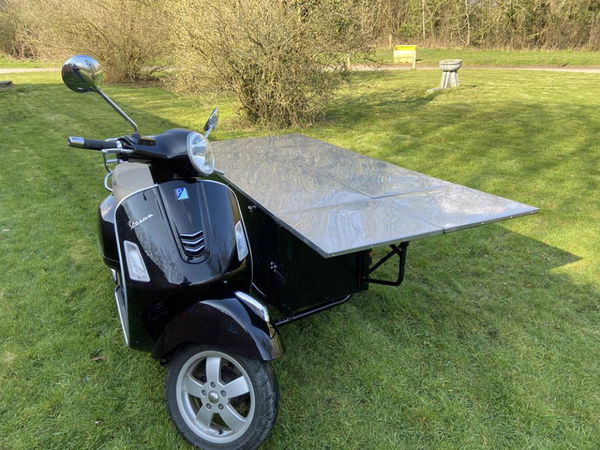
<box><xmin>152</xmin><ymin>296</ymin><xmax>283</xmax><ymax>362</ymax></box>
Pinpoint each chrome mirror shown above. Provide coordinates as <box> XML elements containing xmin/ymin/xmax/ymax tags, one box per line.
<box><xmin>204</xmin><ymin>108</ymin><xmax>219</xmax><ymax>138</ymax></box>
<box><xmin>61</xmin><ymin>55</ymin><xmax>103</xmax><ymax>93</ymax></box>
<box><xmin>61</xmin><ymin>55</ymin><xmax>139</xmax><ymax>134</ymax></box>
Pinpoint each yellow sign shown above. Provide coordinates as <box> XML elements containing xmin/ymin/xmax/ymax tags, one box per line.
<box><xmin>393</xmin><ymin>45</ymin><xmax>417</xmax><ymax>69</ymax></box>
<box><xmin>394</xmin><ymin>45</ymin><xmax>416</xmax><ymax>51</ymax></box>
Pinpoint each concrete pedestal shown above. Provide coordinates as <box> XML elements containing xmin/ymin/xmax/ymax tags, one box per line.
<box><xmin>439</xmin><ymin>59</ymin><xmax>462</xmax><ymax>88</ymax></box>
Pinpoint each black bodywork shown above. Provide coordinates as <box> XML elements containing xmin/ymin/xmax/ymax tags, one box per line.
<box><xmin>113</xmin><ymin>180</ymin><xmax>249</xmax><ymax>350</ymax></box>
<box><xmin>97</xmin><ymin>128</ymin><xmax>407</xmax><ymax>362</ymax></box>
<box><xmin>223</xmin><ymin>181</ymin><xmax>409</xmax><ymax>326</ymax></box>
<box><xmin>99</xmin><ymin>165</ymin><xmax>281</xmax><ymax>360</ymax></box>
<box><xmin>234</xmin><ymin>190</ymin><xmax>371</xmax><ymax>316</ymax></box>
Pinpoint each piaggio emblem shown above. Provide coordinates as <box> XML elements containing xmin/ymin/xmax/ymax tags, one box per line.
<box><xmin>175</xmin><ymin>187</ymin><xmax>189</xmax><ymax>200</ymax></box>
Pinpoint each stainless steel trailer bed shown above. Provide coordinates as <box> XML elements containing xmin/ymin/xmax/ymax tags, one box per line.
<box><xmin>212</xmin><ymin>134</ymin><xmax>538</xmax><ymax>258</ymax></box>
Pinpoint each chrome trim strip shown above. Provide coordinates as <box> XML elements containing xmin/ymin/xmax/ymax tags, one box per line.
<box><xmin>113</xmin><ymin>184</ymin><xmax>158</xmax><ymax>347</ymax></box>
<box><xmin>103</xmin><ymin>171</ymin><xmax>113</xmax><ymax>192</ymax></box>
<box><xmin>235</xmin><ymin>291</ymin><xmax>269</xmax><ymax>323</ymax></box>
<box><xmin>114</xmin><ymin>286</ymin><xmax>130</xmax><ymax>346</ymax></box>
<box><xmin>183</xmin><ymin>244</ymin><xmax>205</xmax><ymax>252</ymax></box>
<box><xmin>180</xmin><ymin>236</ymin><xmax>204</xmax><ymax>245</ymax></box>
<box><xmin>251</xmin><ymin>282</ymin><xmax>268</xmax><ymax>301</ymax></box>
<box><xmin>179</xmin><ymin>230</ymin><xmax>203</xmax><ymax>239</ymax></box>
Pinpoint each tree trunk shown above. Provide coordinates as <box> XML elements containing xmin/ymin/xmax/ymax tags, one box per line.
<box><xmin>422</xmin><ymin>0</ymin><xmax>426</xmax><ymax>41</ymax></box>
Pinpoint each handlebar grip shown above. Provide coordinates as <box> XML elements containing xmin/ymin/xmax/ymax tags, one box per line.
<box><xmin>83</xmin><ymin>138</ymin><xmax>114</xmax><ymax>150</ymax></box>
<box><xmin>67</xmin><ymin>136</ymin><xmax>116</xmax><ymax>150</ymax></box>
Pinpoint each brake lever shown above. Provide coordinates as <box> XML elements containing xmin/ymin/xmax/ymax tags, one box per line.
<box><xmin>101</xmin><ymin>148</ymin><xmax>133</xmax><ymax>174</ymax></box>
<box><xmin>101</xmin><ymin>148</ymin><xmax>134</xmax><ymax>155</ymax></box>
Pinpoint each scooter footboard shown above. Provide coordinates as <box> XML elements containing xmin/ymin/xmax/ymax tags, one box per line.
<box><xmin>152</xmin><ymin>296</ymin><xmax>283</xmax><ymax>362</ymax></box>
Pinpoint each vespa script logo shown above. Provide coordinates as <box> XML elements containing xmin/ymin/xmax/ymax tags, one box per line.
<box><xmin>129</xmin><ymin>214</ymin><xmax>154</xmax><ymax>230</ymax></box>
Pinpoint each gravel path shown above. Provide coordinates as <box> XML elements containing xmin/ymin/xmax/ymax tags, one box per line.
<box><xmin>1</xmin><ymin>65</ymin><xmax>598</xmax><ymax>75</ymax></box>
<box><xmin>350</xmin><ymin>64</ymin><xmax>600</xmax><ymax>73</ymax></box>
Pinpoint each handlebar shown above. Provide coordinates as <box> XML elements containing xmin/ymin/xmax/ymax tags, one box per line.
<box><xmin>67</xmin><ymin>136</ymin><xmax>119</xmax><ymax>151</ymax></box>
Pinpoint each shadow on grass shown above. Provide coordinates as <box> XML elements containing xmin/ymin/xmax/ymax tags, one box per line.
<box><xmin>269</xmin><ymin>225</ymin><xmax>597</xmax><ymax>448</ymax></box>
<box><xmin>2</xmin><ymin>78</ymin><xmax>598</xmax><ymax>448</ymax></box>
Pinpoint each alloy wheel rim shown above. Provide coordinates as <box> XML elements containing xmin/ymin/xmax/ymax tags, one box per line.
<box><xmin>176</xmin><ymin>350</ymin><xmax>255</xmax><ymax>444</ymax></box>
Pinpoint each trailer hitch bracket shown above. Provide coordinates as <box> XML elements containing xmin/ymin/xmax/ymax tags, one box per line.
<box><xmin>363</xmin><ymin>242</ymin><xmax>409</xmax><ymax>287</ymax></box>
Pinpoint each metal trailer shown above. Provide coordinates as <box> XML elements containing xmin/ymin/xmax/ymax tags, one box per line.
<box><xmin>212</xmin><ymin>134</ymin><xmax>538</xmax><ymax>324</ymax></box>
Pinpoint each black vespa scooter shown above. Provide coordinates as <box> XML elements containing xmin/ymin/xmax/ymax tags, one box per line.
<box><xmin>62</xmin><ymin>52</ymin><xmax>539</xmax><ymax>449</ymax></box>
<box><xmin>61</xmin><ymin>55</ymin><xmax>282</xmax><ymax>449</ymax></box>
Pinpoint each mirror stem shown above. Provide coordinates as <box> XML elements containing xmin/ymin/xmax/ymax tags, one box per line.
<box><xmin>97</xmin><ymin>89</ymin><xmax>139</xmax><ymax>134</ymax></box>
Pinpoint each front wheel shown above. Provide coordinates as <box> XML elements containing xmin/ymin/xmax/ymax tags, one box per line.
<box><xmin>165</xmin><ymin>345</ymin><xmax>278</xmax><ymax>450</ymax></box>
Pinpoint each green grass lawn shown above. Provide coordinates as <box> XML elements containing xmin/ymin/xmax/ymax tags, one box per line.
<box><xmin>369</xmin><ymin>47</ymin><xmax>600</xmax><ymax>67</ymax></box>
<box><xmin>1</xmin><ymin>68</ymin><xmax>599</xmax><ymax>448</ymax></box>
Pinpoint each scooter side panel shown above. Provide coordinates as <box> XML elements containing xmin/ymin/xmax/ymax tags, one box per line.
<box><xmin>98</xmin><ymin>195</ymin><xmax>119</xmax><ymax>268</ymax></box>
<box><xmin>114</xmin><ymin>180</ymin><xmax>251</xmax><ymax>350</ymax></box>
<box><xmin>231</xmin><ymin>182</ymin><xmax>370</xmax><ymax>315</ymax></box>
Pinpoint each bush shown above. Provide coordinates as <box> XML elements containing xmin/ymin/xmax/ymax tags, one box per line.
<box><xmin>168</xmin><ymin>0</ymin><xmax>376</xmax><ymax>127</ymax></box>
<box><xmin>1</xmin><ymin>0</ymin><xmax>168</xmax><ymax>82</ymax></box>
<box><xmin>0</xmin><ymin>0</ymin><xmax>39</xmax><ymax>58</ymax></box>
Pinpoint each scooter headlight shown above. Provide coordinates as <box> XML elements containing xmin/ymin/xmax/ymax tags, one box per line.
<box><xmin>187</xmin><ymin>132</ymin><xmax>215</xmax><ymax>176</ymax></box>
